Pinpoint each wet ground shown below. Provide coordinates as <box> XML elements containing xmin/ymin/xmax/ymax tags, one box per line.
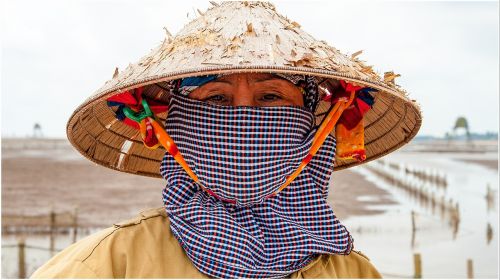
<box><xmin>1</xmin><ymin>139</ymin><xmax>498</xmax><ymax>278</ymax></box>
<box><xmin>1</xmin><ymin>138</ymin><xmax>393</xmax><ymax>278</ymax></box>
<box><xmin>344</xmin><ymin>151</ymin><xmax>498</xmax><ymax>278</ymax></box>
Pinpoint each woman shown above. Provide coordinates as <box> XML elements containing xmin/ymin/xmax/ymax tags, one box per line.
<box><xmin>32</xmin><ymin>2</ymin><xmax>421</xmax><ymax>278</ymax></box>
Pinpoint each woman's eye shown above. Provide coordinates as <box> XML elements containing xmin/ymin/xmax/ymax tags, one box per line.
<box><xmin>204</xmin><ymin>94</ymin><xmax>226</xmax><ymax>103</ymax></box>
<box><xmin>261</xmin><ymin>93</ymin><xmax>282</xmax><ymax>102</ymax></box>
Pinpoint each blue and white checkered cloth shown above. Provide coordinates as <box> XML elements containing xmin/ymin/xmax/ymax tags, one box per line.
<box><xmin>161</xmin><ymin>93</ymin><xmax>353</xmax><ymax>278</ymax></box>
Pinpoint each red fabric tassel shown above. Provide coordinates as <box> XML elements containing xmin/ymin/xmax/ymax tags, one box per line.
<box><xmin>335</xmin><ymin>81</ymin><xmax>371</xmax><ymax>130</ymax></box>
<box><xmin>107</xmin><ymin>91</ymin><xmax>139</xmax><ymax>106</ymax></box>
<box><xmin>107</xmin><ymin>87</ymin><xmax>169</xmax><ymax>129</ymax></box>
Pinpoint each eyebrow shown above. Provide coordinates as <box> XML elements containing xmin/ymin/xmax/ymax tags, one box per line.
<box><xmin>253</xmin><ymin>77</ymin><xmax>288</xmax><ymax>83</ymax></box>
<box><xmin>208</xmin><ymin>80</ymin><xmax>232</xmax><ymax>85</ymax></box>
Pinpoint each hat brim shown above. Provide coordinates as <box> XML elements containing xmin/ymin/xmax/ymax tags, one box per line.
<box><xmin>67</xmin><ymin>65</ymin><xmax>422</xmax><ymax>178</ymax></box>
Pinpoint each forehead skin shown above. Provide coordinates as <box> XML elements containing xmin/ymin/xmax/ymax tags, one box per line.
<box><xmin>188</xmin><ymin>73</ymin><xmax>305</xmax><ymax>107</ymax></box>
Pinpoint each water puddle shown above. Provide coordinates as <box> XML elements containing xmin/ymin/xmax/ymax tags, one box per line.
<box><xmin>345</xmin><ymin>152</ymin><xmax>498</xmax><ymax>278</ymax></box>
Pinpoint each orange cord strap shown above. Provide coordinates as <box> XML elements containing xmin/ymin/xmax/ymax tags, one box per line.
<box><xmin>128</xmin><ymin>89</ymin><xmax>356</xmax><ymax>202</ymax></box>
<box><xmin>149</xmin><ymin>117</ymin><xmax>238</xmax><ymax>204</ymax></box>
<box><xmin>148</xmin><ymin>117</ymin><xmax>200</xmax><ymax>183</ymax></box>
<box><xmin>312</xmin><ymin>100</ymin><xmax>344</xmax><ymax>144</ymax></box>
<box><xmin>271</xmin><ymin>90</ymin><xmax>356</xmax><ymax>195</ymax></box>
<box><xmin>117</xmin><ymin>96</ymin><xmax>240</xmax><ymax>202</ymax></box>
<box><xmin>311</xmin><ymin>90</ymin><xmax>356</xmax><ymax>154</ymax></box>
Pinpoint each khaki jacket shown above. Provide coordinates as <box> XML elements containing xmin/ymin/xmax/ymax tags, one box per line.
<box><xmin>31</xmin><ymin>208</ymin><xmax>382</xmax><ymax>278</ymax></box>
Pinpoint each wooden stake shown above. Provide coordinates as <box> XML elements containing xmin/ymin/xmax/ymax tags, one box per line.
<box><xmin>411</xmin><ymin>211</ymin><xmax>417</xmax><ymax>248</ymax></box>
<box><xmin>414</xmin><ymin>253</ymin><xmax>422</xmax><ymax>278</ymax></box>
<box><xmin>50</xmin><ymin>208</ymin><xmax>56</xmax><ymax>254</ymax></box>
<box><xmin>18</xmin><ymin>238</ymin><xmax>26</xmax><ymax>279</ymax></box>
<box><xmin>411</xmin><ymin>211</ymin><xmax>417</xmax><ymax>233</ymax></box>
<box><xmin>487</xmin><ymin>223</ymin><xmax>493</xmax><ymax>244</ymax></box>
<box><xmin>467</xmin><ymin>259</ymin><xmax>474</xmax><ymax>278</ymax></box>
<box><xmin>73</xmin><ymin>207</ymin><xmax>79</xmax><ymax>244</ymax></box>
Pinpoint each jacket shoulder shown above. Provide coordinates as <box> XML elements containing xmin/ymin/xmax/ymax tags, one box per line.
<box><xmin>30</xmin><ymin>224</ymin><xmax>120</xmax><ymax>278</ymax></box>
<box><xmin>31</xmin><ymin>207</ymin><xmax>188</xmax><ymax>278</ymax></box>
<box><xmin>290</xmin><ymin>250</ymin><xmax>382</xmax><ymax>279</ymax></box>
<box><xmin>112</xmin><ymin>207</ymin><xmax>165</xmax><ymax>228</ymax></box>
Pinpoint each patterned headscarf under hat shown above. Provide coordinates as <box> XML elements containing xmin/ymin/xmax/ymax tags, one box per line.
<box><xmin>168</xmin><ymin>74</ymin><xmax>321</xmax><ymax>112</ymax></box>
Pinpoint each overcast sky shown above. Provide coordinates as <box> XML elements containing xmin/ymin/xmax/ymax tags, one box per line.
<box><xmin>1</xmin><ymin>0</ymin><xmax>498</xmax><ymax>138</ymax></box>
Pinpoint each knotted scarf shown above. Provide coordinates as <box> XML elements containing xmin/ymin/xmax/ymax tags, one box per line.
<box><xmin>161</xmin><ymin>93</ymin><xmax>353</xmax><ymax>278</ymax></box>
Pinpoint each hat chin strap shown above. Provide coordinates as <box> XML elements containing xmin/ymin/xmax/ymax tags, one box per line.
<box><xmin>148</xmin><ymin>117</ymin><xmax>236</xmax><ymax>203</ymax></box>
<box><xmin>144</xmin><ymin>90</ymin><xmax>355</xmax><ymax>203</ymax></box>
<box><xmin>269</xmin><ymin>89</ymin><xmax>356</xmax><ymax>196</ymax></box>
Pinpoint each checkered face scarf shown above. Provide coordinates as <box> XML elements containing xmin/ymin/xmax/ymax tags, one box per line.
<box><xmin>161</xmin><ymin>93</ymin><xmax>353</xmax><ymax>278</ymax></box>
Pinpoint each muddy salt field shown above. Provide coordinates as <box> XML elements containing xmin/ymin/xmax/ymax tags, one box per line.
<box><xmin>1</xmin><ymin>138</ymin><xmax>498</xmax><ymax>278</ymax></box>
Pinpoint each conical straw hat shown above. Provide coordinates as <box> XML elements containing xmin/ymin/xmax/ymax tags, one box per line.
<box><xmin>67</xmin><ymin>1</ymin><xmax>422</xmax><ymax>178</ymax></box>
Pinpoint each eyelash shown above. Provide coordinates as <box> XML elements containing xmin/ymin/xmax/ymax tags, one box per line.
<box><xmin>203</xmin><ymin>94</ymin><xmax>227</xmax><ymax>103</ymax></box>
<box><xmin>261</xmin><ymin>93</ymin><xmax>281</xmax><ymax>101</ymax></box>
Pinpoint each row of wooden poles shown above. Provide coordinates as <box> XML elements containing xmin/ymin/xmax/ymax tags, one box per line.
<box><xmin>413</xmin><ymin>253</ymin><xmax>475</xmax><ymax>278</ymax></box>
<box><xmin>364</xmin><ymin>163</ymin><xmax>461</xmax><ymax>234</ymax></box>
<box><xmin>4</xmin><ymin>208</ymin><xmax>79</xmax><ymax>278</ymax></box>
<box><xmin>404</xmin><ymin>167</ymin><xmax>448</xmax><ymax>188</ymax></box>
<box><xmin>12</xmin><ymin>237</ymin><xmax>72</xmax><ymax>279</ymax></box>
<box><xmin>380</xmin><ymin>160</ymin><xmax>448</xmax><ymax>188</ymax></box>
<box><xmin>49</xmin><ymin>208</ymin><xmax>78</xmax><ymax>251</ymax></box>
<box><xmin>367</xmin><ymin>160</ymin><xmax>489</xmax><ymax>278</ymax></box>
<box><xmin>369</xmin><ymin>160</ymin><xmax>495</xmax><ymax>244</ymax></box>
<box><xmin>393</xmin><ymin>162</ymin><xmax>495</xmax><ymax>212</ymax></box>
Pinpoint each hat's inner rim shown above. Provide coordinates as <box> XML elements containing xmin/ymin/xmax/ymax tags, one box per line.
<box><xmin>73</xmin><ymin>86</ymin><xmax>417</xmax><ymax>178</ymax></box>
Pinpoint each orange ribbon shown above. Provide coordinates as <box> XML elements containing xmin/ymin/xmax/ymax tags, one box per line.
<box><xmin>272</xmin><ymin>90</ymin><xmax>356</xmax><ymax>195</ymax></box>
<box><xmin>126</xmin><ymin>84</ymin><xmax>360</xmax><ymax>202</ymax></box>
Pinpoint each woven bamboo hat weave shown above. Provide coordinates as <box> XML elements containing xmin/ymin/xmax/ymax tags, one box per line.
<box><xmin>67</xmin><ymin>1</ymin><xmax>422</xmax><ymax>178</ymax></box>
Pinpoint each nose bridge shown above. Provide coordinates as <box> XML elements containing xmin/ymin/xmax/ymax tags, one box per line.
<box><xmin>232</xmin><ymin>76</ymin><xmax>256</xmax><ymax>106</ymax></box>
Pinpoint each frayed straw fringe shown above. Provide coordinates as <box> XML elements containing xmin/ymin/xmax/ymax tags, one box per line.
<box><xmin>66</xmin><ymin>1</ymin><xmax>422</xmax><ymax>177</ymax></box>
